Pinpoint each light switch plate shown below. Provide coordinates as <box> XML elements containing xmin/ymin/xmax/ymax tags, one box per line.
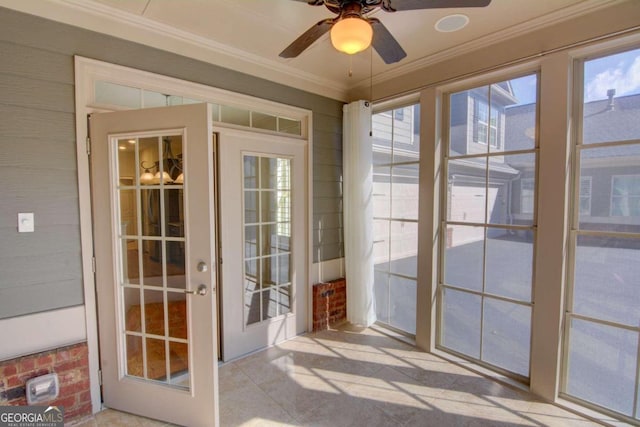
<box><xmin>18</xmin><ymin>212</ymin><xmax>35</xmax><ymax>233</ymax></box>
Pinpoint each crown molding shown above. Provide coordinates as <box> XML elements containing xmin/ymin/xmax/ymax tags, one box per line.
<box><xmin>0</xmin><ymin>0</ymin><xmax>350</xmax><ymax>101</ymax></box>
<box><xmin>352</xmin><ymin>0</ymin><xmax>621</xmax><ymax>93</ymax></box>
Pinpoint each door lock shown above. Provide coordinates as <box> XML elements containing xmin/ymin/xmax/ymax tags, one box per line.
<box><xmin>197</xmin><ymin>261</ymin><xmax>208</xmax><ymax>273</ymax></box>
<box><xmin>185</xmin><ymin>284</ymin><xmax>208</xmax><ymax>296</ymax></box>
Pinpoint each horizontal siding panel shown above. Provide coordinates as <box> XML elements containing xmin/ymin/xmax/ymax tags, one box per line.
<box><xmin>0</xmin><ymin>227</ymin><xmax>81</xmax><ymax>258</ymax></box>
<box><xmin>313</xmin><ymin>213</ymin><xmax>343</xmax><ymax>230</ymax></box>
<box><xmin>0</xmin><ymin>198</ymin><xmax>79</xmax><ymax>228</ymax></box>
<box><xmin>313</xmin><ymin>197</ymin><xmax>342</xmax><ymax>215</ymax></box>
<box><xmin>0</xmin><ymin>41</ymin><xmax>74</xmax><ymax>84</ymax></box>
<box><xmin>314</xmin><ymin>145</ymin><xmax>342</xmax><ymax>166</ymax></box>
<box><xmin>0</xmin><ymin>281</ymin><xmax>83</xmax><ymax>320</ymax></box>
<box><xmin>315</xmin><ymin>227</ymin><xmax>343</xmax><ymax>245</ymax></box>
<box><xmin>313</xmin><ymin>164</ymin><xmax>342</xmax><ymax>182</ymax></box>
<box><xmin>0</xmin><ymin>104</ymin><xmax>75</xmax><ymax>140</ymax></box>
<box><xmin>313</xmin><ymin>242</ymin><xmax>343</xmax><ymax>262</ymax></box>
<box><xmin>4</xmin><ymin>167</ymin><xmax>78</xmax><ymax>199</ymax></box>
<box><xmin>0</xmin><ymin>139</ymin><xmax>77</xmax><ymax>170</ymax></box>
<box><xmin>313</xmin><ymin>181</ymin><xmax>343</xmax><ymax>198</ymax></box>
<box><xmin>0</xmin><ymin>251</ymin><xmax>82</xmax><ymax>289</ymax></box>
<box><xmin>313</xmin><ymin>113</ymin><xmax>342</xmax><ymax>134</ymax></box>
<box><xmin>0</xmin><ymin>73</ymin><xmax>74</xmax><ymax>113</ymax></box>
<box><xmin>314</xmin><ymin>129</ymin><xmax>342</xmax><ymax>151</ymax></box>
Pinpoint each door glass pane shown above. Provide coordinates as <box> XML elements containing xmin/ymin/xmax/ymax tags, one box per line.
<box><xmin>125</xmin><ymin>335</ymin><xmax>143</xmax><ymax>378</ymax></box>
<box><xmin>95</xmin><ymin>81</ymin><xmax>141</xmax><ymax>108</ymax></box>
<box><xmin>278</xmin><ymin>117</ymin><xmax>302</xmax><ymax>136</ymax></box>
<box><xmin>124</xmin><ymin>287</ymin><xmax>142</xmax><ymax>332</ymax></box>
<box><xmin>116</xmin><ymin>132</ymin><xmax>190</xmax><ymax>391</ymax></box>
<box><xmin>243</xmin><ymin>155</ymin><xmax>293</xmax><ymax>326</ymax></box>
<box><xmin>122</xmin><ymin>239</ymin><xmax>140</xmax><ymax>285</ymax></box>
<box><xmin>252</xmin><ymin>112</ymin><xmax>277</xmax><ymax>131</ymax></box>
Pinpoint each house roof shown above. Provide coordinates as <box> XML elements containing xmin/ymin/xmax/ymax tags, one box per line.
<box><xmin>505</xmin><ymin>93</ymin><xmax>640</xmax><ymax>159</ymax></box>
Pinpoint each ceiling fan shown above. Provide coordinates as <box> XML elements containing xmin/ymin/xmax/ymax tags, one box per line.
<box><xmin>280</xmin><ymin>0</ymin><xmax>492</xmax><ymax>64</ymax></box>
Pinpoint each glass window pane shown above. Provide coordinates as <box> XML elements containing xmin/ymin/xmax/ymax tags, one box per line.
<box><xmin>582</xmin><ymin>48</ymin><xmax>640</xmax><ymax>144</ymax></box>
<box><xmin>143</xmin><ymin>90</ymin><xmax>169</xmax><ymax>108</ymax></box>
<box><xmin>245</xmin><ymin>291</ymin><xmax>261</xmax><ymax>326</ymax></box>
<box><xmin>392</xmin><ymin>106</ymin><xmax>420</xmax><ymax>163</ymax></box>
<box><xmin>500</xmin><ymin>74</ymin><xmax>538</xmax><ymax>153</ymax></box>
<box><xmin>279</xmin><ymin>285</ymin><xmax>291</xmax><ymax>316</ymax></box>
<box><xmin>482</xmin><ymin>298</ymin><xmax>531</xmax><ymax>377</ymax></box>
<box><xmin>95</xmin><ymin>81</ymin><xmax>141</xmax><ymax>108</ymax></box>
<box><xmin>484</xmin><ymin>228</ymin><xmax>533</xmax><ymax>302</ymax></box>
<box><xmin>139</xmin><ymin>137</ymin><xmax>160</xmax><ymax>186</ymax></box>
<box><xmin>374</xmin><ymin>271</ymin><xmax>389</xmax><ymax>324</ymax></box>
<box><xmin>123</xmin><ymin>287</ymin><xmax>141</xmax><ymax>333</ymax></box>
<box><xmin>244</xmin><ymin>156</ymin><xmax>258</xmax><ymax>189</ymax></box>
<box><xmin>573</xmin><ymin>235</ymin><xmax>640</xmax><ymax>327</ymax></box>
<box><xmin>165</xmin><ymin>189</ymin><xmax>184</xmax><ymax>237</ymax></box>
<box><xmin>262</xmin><ymin>288</ymin><xmax>277</xmax><ymax>321</ymax></box>
<box><xmin>125</xmin><ymin>335</ymin><xmax>143</xmax><ymax>378</ymax></box>
<box><xmin>566</xmin><ymin>318</ymin><xmax>638</xmax><ymax>416</ymax></box>
<box><xmin>144</xmin><ymin>289</ymin><xmax>165</xmax><ymax>336</ymax></box>
<box><xmin>168</xmin><ymin>341</ymin><xmax>189</xmax><ymax>389</ymax></box>
<box><xmin>389</xmin><ymin>221</ymin><xmax>417</xmax><ymax>278</ymax></box>
<box><xmin>372</xmin><ymin>111</ymin><xmax>393</xmax><ymax>153</ymax></box>
<box><xmin>220</xmin><ymin>105</ymin><xmax>250</xmax><ymax>127</ymax></box>
<box><xmin>373</xmin><ymin>166</ymin><xmax>391</xmax><ymax>218</ymax></box>
<box><xmin>261</xmin><ymin>224</ymin><xmax>278</xmax><ymax>257</ymax></box>
<box><xmin>277</xmin><ymin>254</ymin><xmax>291</xmax><ymax>285</ymax></box>
<box><xmin>448</xmin><ymin>158</ymin><xmax>487</xmax><ymax>223</ymax></box>
<box><xmin>252</xmin><ymin>112</ymin><xmax>277</xmax><ymax>131</ymax></box>
<box><xmin>120</xmin><ymin>190</ymin><xmax>138</xmax><ymax>236</ymax></box>
<box><xmin>146</xmin><ymin>338</ymin><xmax>167</xmax><ymax>381</ymax></box>
<box><xmin>166</xmin><ymin>241</ymin><xmax>185</xmax><ymax>289</ymax></box>
<box><xmin>489</xmin><ymin>153</ymin><xmax>536</xmax><ymax>226</ymax></box>
<box><xmin>245</xmin><ymin>259</ymin><xmax>259</xmax><ymax>292</ymax></box>
<box><xmin>261</xmin><ymin>257</ymin><xmax>275</xmax><ymax>288</ymax></box>
<box><xmin>261</xmin><ymin>191</ymin><xmax>277</xmax><ymax>223</ymax></box>
<box><xmin>122</xmin><ymin>239</ymin><xmax>140</xmax><ymax>285</ymax></box>
<box><xmin>260</xmin><ymin>157</ymin><xmax>277</xmax><ymax>189</ymax></box>
<box><xmin>579</xmin><ymin>144</ymin><xmax>640</xmax><ymax>231</ymax></box>
<box><xmin>244</xmin><ymin>191</ymin><xmax>259</xmax><ymax>224</ymax></box>
<box><xmin>391</xmin><ymin>163</ymin><xmax>419</xmax><ymax>221</ymax></box>
<box><xmin>245</xmin><ymin>225</ymin><xmax>259</xmax><ymax>259</ymax></box>
<box><xmin>389</xmin><ymin>276</ymin><xmax>416</xmax><ymax>334</ymax></box>
<box><xmin>278</xmin><ymin>117</ymin><xmax>302</xmax><ymax>135</ymax></box>
<box><xmin>442</xmin><ymin>287</ymin><xmax>481</xmax><ymax>358</ymax></box>
<box><xmin>118</xmin><ymin>138</ymin><xmax>137</xmax><ymax>183</ymax></box>
<box><xmin>167</xmin><ymin>293</ymin><xmax>187</xmax><ymax>339</ymax></box>
<box><xmin>373</xmin><ymin>219</ymin><xmax>390</xmax><ymax>271</ymax></box>
<box><xmin>140</xmin><ymin>189</ymin><xmax>161</xmax><ymax>236</ymax></box>
<box><xmin>444</xmin><ymin>225</ymin><xmax>484</xmax><ymax>291</ymax></box>
<box><xmin>141</xmin><ymin>239</ymin><xmax>163</xmax><ymax>287</ymax></box>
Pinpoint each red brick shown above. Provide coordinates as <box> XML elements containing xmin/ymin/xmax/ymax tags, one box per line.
<box><xmin>36</xmin><ymin>355</ymin><xmax>54</xmax><ymax>367</ymax></box>
<box><xmin>65</xmin><ymin>401</ymin><xmax>92</xmax><ymax>420</ymax></box>
<box><xmin>2</xmin><ymin>364</ymin><xmax>17</xmax><ymax>377</ymax></box>
<box><xmin>61</xmin><ymin>379</ymin><xmax>90</xmax><ymax>395</ymax></box>
<box><xmin>18</xmin><ymin>359</ymin><xmax>35</xmax><ymax>373</ymax></box>
<box><xmin>56</xmin><ymin>350</ymin><xmax>71</xmax><ymax>363</ymax></box>
<box><xmin>52</xmin><ymin>394</ymin><xmax>77</xmax><ymax>410</ymax></box>
<box><xmin>7</xmin><ymin>375</ymin><xmax>22</xmax><ymax>388</ymax></box>
<box><xmin>77</xmin><ymin>390</ymin><xmax>92</xmax><ymax>404</ymax></box>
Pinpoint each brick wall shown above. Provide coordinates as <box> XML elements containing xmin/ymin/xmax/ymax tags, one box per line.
<box><xmin>0</xmin><ymin>342</ymin><xmax>92</xmax><ymax>422</ymax></box>
<box><xmin>312</xmin><ymin>278</ymin><xmax>347</xmax><ymax>331</ymax></box>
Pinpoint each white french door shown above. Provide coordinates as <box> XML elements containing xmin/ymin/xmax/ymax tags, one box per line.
<box><xmin>90</xmin><ymin>103</ymin><xmax>218</xmax><ymax>426</ymax></box>
<box><xmin>218</xmin><ymin>129</ymin><xmax>307</xmax><ymax>361</ymax></box>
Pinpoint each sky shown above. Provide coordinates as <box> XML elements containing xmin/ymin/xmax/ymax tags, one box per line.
<box><xmin>506</xmin><ymin>48</ymin><xmax>640</xmax><ymax>106</ymax></box>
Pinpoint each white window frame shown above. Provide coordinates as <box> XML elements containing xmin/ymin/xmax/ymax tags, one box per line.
<box><xmin>579</xmin><ymin>176</ymin><xmax>592</xmax><ymax>216</ymax></box>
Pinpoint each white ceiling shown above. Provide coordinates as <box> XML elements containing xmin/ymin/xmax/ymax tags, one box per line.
<box><xmin>0</xmin><ymin>0</ymin><xmax>621</xmax><ymax>100</ymax></box>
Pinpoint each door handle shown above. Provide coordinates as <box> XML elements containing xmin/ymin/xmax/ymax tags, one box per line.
<box><xmin>185</xmin><ymin>284</ymin><xmax>208</xmax><ymax>296</ymax></box>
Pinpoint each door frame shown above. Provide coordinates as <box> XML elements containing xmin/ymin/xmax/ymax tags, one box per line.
<box><xmin>74</xmin><ymin>56</ymin><xmax>314</xmax><ymax>414</ymax></box>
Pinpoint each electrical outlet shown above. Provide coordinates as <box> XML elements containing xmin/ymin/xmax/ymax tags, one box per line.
<box><xmin>18</xmin><ymin>213</ymin><xmax>35</xmax><ymax>233</ymax></box>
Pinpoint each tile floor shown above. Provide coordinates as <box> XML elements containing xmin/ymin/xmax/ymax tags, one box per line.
<box><xmin>73</xmin><ymin>324</ymin><xmax>601</xmax><ymax>426</ymax></box>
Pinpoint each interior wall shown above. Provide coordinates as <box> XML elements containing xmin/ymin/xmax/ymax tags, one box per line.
<box><xmin>0</xmin><ymin>6</ymin><xmax>344</xmax><ymax>320</ymax></box>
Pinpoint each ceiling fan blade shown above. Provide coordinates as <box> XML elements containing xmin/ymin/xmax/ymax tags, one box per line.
<box><xmin>386</xmin><ymin>0</ymin><xmax>491</xmax><ymax>11</ymax></box>
<box><xmin>279</xmin><ymin>18</ymin><xmax>335</xmax><ymax>59</ymax></box>
<box><xmin>369</xmin><ymin>18</ymin><xmax>407</xmax><ymax>64</ymax></box>
<box><xmin>290</xmin><ymin>0</ymin><xmax>324</xmax><ymax>5</ymax></box>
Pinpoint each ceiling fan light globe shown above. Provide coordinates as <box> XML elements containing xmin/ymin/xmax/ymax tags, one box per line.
<box><xmin>330</xmin><ymin>17</ymin><xmax>372</xmax><ymax>55</ymax></box>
